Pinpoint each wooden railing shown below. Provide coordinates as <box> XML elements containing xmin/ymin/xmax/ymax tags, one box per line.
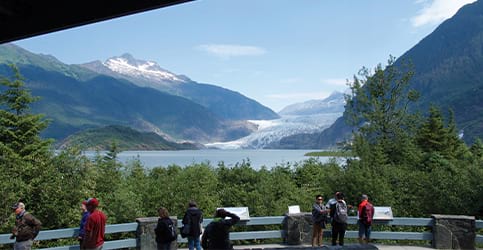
<box><xmin>0</xmin><ymin>216</ymin><xmax>481</xmax><ymax>249</ymax></box>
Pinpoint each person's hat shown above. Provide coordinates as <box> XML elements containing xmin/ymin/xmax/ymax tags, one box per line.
<box><xmin>11</xmin><ymin>202</ymin><xmax>25</xmax><ymax>210</ymax></box>
<box><xmin>81</xmin><ymin>199</ymin><xmax>88</xmax><ymax>205</ymax></box>
<box><xmin>361</xmin><ymin>194</ymin><xmax>369</xmax><ymax>200</ymax></box>
<box><xmin>87</xmin><ymin>198</ymin><xmax>99</xmax><ymax>207</ymax></box>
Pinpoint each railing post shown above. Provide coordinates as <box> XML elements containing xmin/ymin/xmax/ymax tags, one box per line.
<box><xmin>282</xmin><ymin>212</ymin><xmax>313</xmax><ymax>245</ymax></box>
<box><xmin>431</xmin><ymin>214</ymin><xmax>475</xmax><ymax>249</ymax></box>
<box><xmin>136</xmin><ymin>217</ymin><xmax>178</xmax><ymax>250</ymax></box>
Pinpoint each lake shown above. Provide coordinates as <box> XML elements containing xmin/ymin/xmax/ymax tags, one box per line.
<box><xmin>85</xmin><ymin>149</ymin><xmax>330</xmax><ymax>170</ymax></box>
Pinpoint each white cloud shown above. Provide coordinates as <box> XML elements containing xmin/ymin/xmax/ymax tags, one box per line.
<box><xmin>197</xmin><ymin>44</ymin><xmax>266</xmax><ymax>58</ymax></box>
<box><xmin>411</xmin><ymin>0</ymin><xmax>476</xmax><ymax>27</ymax></box>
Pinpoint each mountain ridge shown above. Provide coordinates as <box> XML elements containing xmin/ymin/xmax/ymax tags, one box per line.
<box><xmin>0</xmin><ymin>44</ymin><xmax>257</xmax><ymax>144</ymax></box>
<box><xmin>278</xmin><ymin>91</ymin><xmax>345</xmax><ymax>116</ymax></box>
<box><xmin>81</xmin><ymin>53</ymin><xmax>280</xmax><ymax>121</ymax></box>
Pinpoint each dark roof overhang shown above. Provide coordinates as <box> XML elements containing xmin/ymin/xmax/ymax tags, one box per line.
<box><xmin>0</xmin><ymin>0</ymin><xmax>192</xmax><ymax>44</ymax></box>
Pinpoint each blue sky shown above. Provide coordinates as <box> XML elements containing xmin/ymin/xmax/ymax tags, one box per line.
<box><xmin>14</xmin><ymin>0</ymin><xmax>476</xmax><ymax>112</ymax></box>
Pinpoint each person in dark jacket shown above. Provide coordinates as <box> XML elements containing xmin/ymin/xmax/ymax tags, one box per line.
<box><xmin>78</xmin><ymin>199</ymin><xmax>90</xmax><ymax>248</ymax></box>
<box><xmin>329</xmin><ymin>192</ymin><xmax>348</xmax><ymax>246</ymax></box>
<box><xmin>311</xmin><ymin>194</ymin><xmax>327</xmax><ymax>246</ymax></box>
<box><xmin>155</xmin><ymin>207</ymin><xmax>176</xmax><ymax>250</ymax></box>
<box><xmin>201</xmin><ymin>208</ymin><xmax>240</xmax><ymax>250</ymax></box>
<box><xmin>182</xmin><ymin>201</ymin><xmax>203</xmax><ymax>250</ymax></box>
<box><xmin>10</xmin><ymin>201</ymin><xmax>42</xmax><ymax>250</ymax></box>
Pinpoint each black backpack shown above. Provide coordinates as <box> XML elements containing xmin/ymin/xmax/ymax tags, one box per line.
<box><xmin>155</xmin><ymin>218</ymin><xmax>177</xmax><ymax>242</ymax></box>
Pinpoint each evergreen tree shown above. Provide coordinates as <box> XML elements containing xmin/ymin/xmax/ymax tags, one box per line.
<box><xmin>470</xmin><ymin>138</ymin><xmax>483</xmax><ymax>163</ymax></box>
<box><xmin>345</xmin><ymin>57</ymin><xmax>421</xmax><ymax>166</ymax></box>
<box><xmin>416</xmin><ymin>106</ymin><xmax>467</xmax><ymax>163</ymax></box>
<box><xmin>416</xmin><ymin>105</ymin><xmax>446</xmax><ymax>153</ymax></box>
<box><xmin>0</xmin><ymin>65</ymin><xmax>52</xmax><ymax>160</ymax></box>
<box><xmin>0</xmin><ymin>65</ymin><xmax>56</xmax><ymax>230</ymax></box>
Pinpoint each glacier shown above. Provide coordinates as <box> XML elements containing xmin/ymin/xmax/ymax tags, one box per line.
<box><xmin>205</xmin><ymin>112</ymin><xmax>342</xmax><ymax>149</ymax></box>
<box><xmin>206</xmin><ymin>91</ymin><xmax>346</xmax><ymax>149</ymax></box>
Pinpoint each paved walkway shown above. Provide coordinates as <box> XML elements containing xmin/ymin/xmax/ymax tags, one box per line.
<box><xmin>232</xmin><ymin>244</ymin><xmax>433</xmax><ymax>250</ymax></box>
<box><xmin>181</xmin><ymin>243</ymin><xmax>434</xmax><ymax>250</ymax></box>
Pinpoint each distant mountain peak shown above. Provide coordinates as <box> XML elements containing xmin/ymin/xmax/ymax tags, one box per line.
<box><xmin>278</xmin><ymin>91</ymin><xmax>346</xmax><ymax>116</ymax></box>
<box><xmin>103</xmin><ymin>54</ymin><xmax>188</xmax><ymax>83</ymax></box>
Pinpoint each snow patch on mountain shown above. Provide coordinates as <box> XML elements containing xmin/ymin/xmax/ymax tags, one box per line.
<box><xmin>205</xmin><ymin>113</ymin><xmax>342</xmax><ymax>149</ymax></box>
<box><xmin>103</xmin><ymin>53</ymin><xmax>187</xmax><ymax>84</ymax></box>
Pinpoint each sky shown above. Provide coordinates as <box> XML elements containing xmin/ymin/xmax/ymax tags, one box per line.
<box><xmin>14</xmin><ymin>0</ymin><xmax>476</xmax><ymax>112</ymax></box>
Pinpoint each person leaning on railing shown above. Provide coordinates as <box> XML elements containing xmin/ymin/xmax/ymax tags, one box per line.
<box><xmin>201</xmin><ymin>209</ymin><xmax>240</xmax><ymax>250</ymax></box>
<box><xmin>10</xmin><ymin>201</ymin><xmax>42</xmax><ymax>250</ymax></box>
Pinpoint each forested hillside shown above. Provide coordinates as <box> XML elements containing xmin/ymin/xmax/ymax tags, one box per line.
<box><xmin>58</xmin><ymin>125</ymin><xmax>201</xmax><ymax>151</ymax></box>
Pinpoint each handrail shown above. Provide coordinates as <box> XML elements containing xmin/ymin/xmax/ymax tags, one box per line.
<box><xmin>0</xmin><ymin>217</ymin><xmax>481</xmax><ymax>249</ymax></box>
<box><xmin>476</xmin><ymin>219</ymin><xmax>483</xmax><ymax>244</ymax></box>
<box><xmin>0</xmin><ymin>223</ymin><xmax>139</xmax><ymax>250</ymax></box>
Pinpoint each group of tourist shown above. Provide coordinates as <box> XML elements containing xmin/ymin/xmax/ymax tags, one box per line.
<box><xmin>9</xmin><ymin>194</ymin><xmax>372</xmax><ymax>250</ymax></box>
<box><xmin>9</xmin><ymin>197</ymin><xmax>240</xmax><ymax>250</ymax></box>
<box><xmin>155</xmin><ymin>201</ymin><xmax>240</xmax><ymax>250</ymax></box>
<box><xmin>9</xmin><ymin>198</ymin><xmax>106</xmax><ymax>250</ymax></box>
<box><xmin>311</xmin><ymin>192</ymin><xmax>375</xmax><ymax>247</ymax></box>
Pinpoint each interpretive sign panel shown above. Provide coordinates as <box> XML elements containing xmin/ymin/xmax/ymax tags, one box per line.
<box><xmin>218</xmin><ymin>207</ymin><xmax>250</xmax><ymax>221</ymax></box>
<box><xmin>288</xmin><ymin>205</ymin><xmax>301</xmax><ymax>214</ymax></box>
<box><xmin>373</xmin><ymin>206</ymin><xmax>393</xmax><ymax>220</ymax></box>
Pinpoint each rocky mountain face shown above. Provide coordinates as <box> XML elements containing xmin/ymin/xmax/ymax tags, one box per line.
<box><xmin>81</xmin><ymin>54</ymin><xmax>280</xmax><ymax>121</ymax></box>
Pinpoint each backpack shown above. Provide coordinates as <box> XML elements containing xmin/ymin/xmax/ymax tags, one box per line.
<box><xmin>180</xmin><ymin>212</ymin><xmax>192</xmax><ymax>238</ymax></box>
<box><xmin>334</xmin><ymin>201</ymin><xmax>348</xmax><ymax>223</ymax></box>
<box><xmin>166</xmin><ymin>219</ymin><xmax>177</xmax><ymax>241</ymax></box>
<box><xmin>155</xmin><ymin>218</ymin><xmax>177</xmax><ymax>242</ymax></box>
<box><xmin>361</xmin><ymin>202</ymin><xmax>374</xmax><ymax>225</ymax></box>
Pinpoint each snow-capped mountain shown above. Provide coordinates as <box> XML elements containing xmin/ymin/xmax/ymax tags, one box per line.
<box><xmin>278</xmin><ymin>91</ymin><xmax>345</xmax><ymax>115</ymax></box>
<box><xmin>104</xmin><ymin>53</ymin><xmax>187</xmax><ymax>83</ymax></box>
<box><xmin>81</xmin><ymin>53</ymin><xmax>190</xmax><ymax>90</ymax></box>
<box><xmin>80</xmin><ymin>54</ymin><xmax>280</xmax><ymax>121</ymax></box>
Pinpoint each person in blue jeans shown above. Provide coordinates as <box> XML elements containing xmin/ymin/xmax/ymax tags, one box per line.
<box><xmin>182</xmin><ymin>201</ymin><xmax>203</xmax><ymax>250</ymax></box>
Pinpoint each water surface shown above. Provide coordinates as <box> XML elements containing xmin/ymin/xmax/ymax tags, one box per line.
<box><xmin>86</xmin><ymin>149</ymin><xmax>330</xmax><ymax>170</ymax></box>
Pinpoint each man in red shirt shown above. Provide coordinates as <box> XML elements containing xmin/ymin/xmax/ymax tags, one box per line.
<box><xmin>358</xmin><ymin>194</ymin><xmax>374</xmax><ymax>244</ymax></box>
<box><xmin>82</xmin><ymin>198</ymin><xmax>107</xmax><ymax>250</ymax></box>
